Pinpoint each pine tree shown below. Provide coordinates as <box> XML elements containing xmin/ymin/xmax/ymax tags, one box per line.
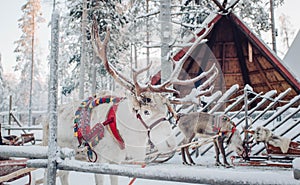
<box><xmin>14</xmin><ymin>0</ymin><xmax>45</xmax><ymax>121</ymax></box>
<box><xmin>58</xmin><ymin>0</ymin><xmax>128</xmax><ymax>99</ymax></box>
<box><xmin>0</xmin><ymin>54</ymin><xmax>4</xmax><ymax>111</ymax></box>
<box><xmin>179</xmin><ymin>0</ymin><xmax>284</xmax><ymax>36</ymax></box>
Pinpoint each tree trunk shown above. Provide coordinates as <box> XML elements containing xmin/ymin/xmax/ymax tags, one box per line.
<box><xmin>79</xmin><ymin>0</ymin><xmax>88</xmax><ymax>99</ymax></box>
<box><xmin>160</xmin><ymin>0</ymin><xmax>172</xmax><ymax>83</ymax></box>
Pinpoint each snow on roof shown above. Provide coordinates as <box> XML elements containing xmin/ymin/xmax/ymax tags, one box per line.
<box><xmin>283</xmin><ymin>30</ymin><xmax>300</xmax><ymax>81</ymax></box>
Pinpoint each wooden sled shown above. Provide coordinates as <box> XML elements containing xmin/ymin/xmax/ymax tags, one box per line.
<box><xmin>0</xmin><ymin>159</ymin><xmax>34</xmax><ymax>185</ymax></box>
<box><xmin>2</xmin><ymin>133</ymin><xmax>35</xmax><ymax>146</ymax></box>
<box><xmin>265</xmin><ymin>141</ymin><xmax>300</xmax><ymax>157</ymax></box>
<box><xmin>230</xmin><ymin>156</ymin><xmax>293</xmax><ymax>168</ymax></box>
<box><xmin>231</xmin><ymin>141</ymin><xmax>300</xmax><ymax>168</ymax></box>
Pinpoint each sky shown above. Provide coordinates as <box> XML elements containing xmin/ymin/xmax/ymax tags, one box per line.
<box><xmin>0</xmin><ymin>0</ymin><xmax>52</xmax><ymax>74</ymax></box>
<box><xmin>0</xmin><ymin>1</ymin><xmax>300</xmax><ymax>74</ymax></box>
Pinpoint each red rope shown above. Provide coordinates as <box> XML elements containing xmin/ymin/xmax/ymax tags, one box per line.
<box><xmin>128</xmin><ymin>164</ymin><xmax>146</xmax><ymax>185</ymax></box>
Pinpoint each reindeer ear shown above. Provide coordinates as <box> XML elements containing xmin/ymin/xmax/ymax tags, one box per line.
<box><xmin>265</xmin><ymin>129</ymin><xmax>272</xmax><ymax>138</ymax></box>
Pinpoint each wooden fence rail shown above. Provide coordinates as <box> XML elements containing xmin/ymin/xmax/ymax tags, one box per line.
<box><xmin>26</xmin><ymin>159</ymin><xmax>300</xmax><ymax>185</ymax></box>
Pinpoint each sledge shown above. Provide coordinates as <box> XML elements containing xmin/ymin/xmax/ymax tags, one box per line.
<box><xmin>264</xmin><ymin>141</ymin><xmax>300</xmax><ymax>157</ymax></box>
<box><xmin>0</xmin><ymin>159</ymin><xmax>34</xmax><ymax>185</ymax></box>
<box><xmin>231</xmin><ymin>126</ymin><xmax>300</xmax><ymax>168</ymax></box>
<box><xmin>230</xmin><ymin>155</ymin><xmax>294</xmax><ymax>168</ymax></box>
<box><xmin>148</xmin><ymin>136</ymin><xmax>218</xmax><ymax>164</ymax></box>
<box><xmin>1</xmin><ymin>133</ymin><xmax>35</xmax><ymax>146</ymax></box>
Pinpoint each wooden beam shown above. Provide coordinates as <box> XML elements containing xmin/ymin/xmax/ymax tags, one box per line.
<box><xmin>0</xmin><ymin>168</ymin><xmax>35</xmax><ymax>183</ymax></box>
<box><xmin>231</xmin><ymin>21</ymin><xmax>252</xmax><ymax>86</ymax></box>
<box><xmin>248</xmin><ymin>81</ymin><xmax>289</xmax><ymax>87</ymax></box>
<box><xmin>227</xmin><ymin>0</ymin><xmax>240</xmax><ymax>10</ymax></box>
<box><xmin>229</xmin><ymin>13</ymin><xmax>300</xmax><ymax>93</ymax></box>
<box><xmin>211</xmin><ymin>0</ymin><xmax>226</xmax><ymax>12</ymax></box>
<box><xmin>252</xmin><ymin>56</ymin><xmax>274</xmax><ymax>90</ymax></box>
<box><xmin>27</xmin><ymin>159</ymin><xmax>298</xmax><ymax>185</ymax></box>
<box><xmin>0</xmin><ymin>146</ymin><xmax>75</xmax><ymax>159</ymax></box>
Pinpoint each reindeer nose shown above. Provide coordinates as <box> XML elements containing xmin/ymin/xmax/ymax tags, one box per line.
<box><xmin>144</xmin><ymin>110</ymin><xmax>150</xmax><ymax>115</ymax></box>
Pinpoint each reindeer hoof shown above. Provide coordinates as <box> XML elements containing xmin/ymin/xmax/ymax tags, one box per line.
<box><xmin>187</xmin><ymin>162</ymin><xmax>195</xmax><ymax>166</ymax></box>
<box><xmin>224</xmin><ymin>163</ymin><xmax>233</xmax><ymax>168</ymax></box>
<box><xmin>182</xmin><ymin>162</ymin><xmax>189</xmax><ymax>165</ymax></box>
<box><xmin>215</xmin><ymin>162</ymin><xmax>222</xmax><ymax>166</ymax></box>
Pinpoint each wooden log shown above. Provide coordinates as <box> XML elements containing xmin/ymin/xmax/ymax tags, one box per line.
<box><xmin>27</xmin><ymin>159</ymin><xmax>300</xmax><ymax>185</ymax></box>
<box><xmin>0</xmin><ymin>146</ymin><xmax>75</xmax><ymax>159</ymax></box>
<box><xmin>0</xmin><ymin>167</ymin><xmax>35</xmax><ymax>183</ymax></box>
<box><xmin>208</xmin><ymin>84</ymin><xmax>239</xmax><ymax>114</ymax></box>
<box><xmin>293</xmin><ymin>158</ymin><xmax>300</xmax><ymax>180</ymax></box>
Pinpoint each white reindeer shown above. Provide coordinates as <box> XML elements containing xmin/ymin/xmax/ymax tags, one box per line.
<box><xmin>43</xmin><ymin>20</ymin><xmax>218</xmax><ymax>185</ymax></box>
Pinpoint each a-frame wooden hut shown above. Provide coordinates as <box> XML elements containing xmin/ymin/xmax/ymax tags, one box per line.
<box><xmin>152</xmin><ymin>11</ymin><xmax>300</xmax><ymax>107</ymax></box>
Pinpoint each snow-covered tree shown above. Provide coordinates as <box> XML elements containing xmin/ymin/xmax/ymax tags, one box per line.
<box><xmin>0</xmin><ymin>54</ymin><xmax>5</xmax><ymax>111</ymax></box>
<box><xmin>278</xmin><ymin>13</ymin><xmax>295</xmax><ymax>52</ymax></box>
<box><xmin>14</xmin><ymin>0</ymin><xmax>46</xmax><ymax>114</ymax></box>
<box><xmin>58</xmin><ymin>0</ymin><xmax>128</xmax><ymax>100</ymax></box>
<box><xmin>55</xmin><ymin>0</ymin><xmax>287</xmax><ymax>103</ymax></box>
<box><xmin>178</xmin><ymin>0</ymin><xmax>284</xmax><ymax>36</ymax></box>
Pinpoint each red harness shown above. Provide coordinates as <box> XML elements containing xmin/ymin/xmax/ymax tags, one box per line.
<box><xmin>74</xmin><ymin>96</ymin><xmax>125</xmax><ymax>150</ymax></box>
<box><xmin>105</xmin><ymin>104</ymin><xmax>125</xmax><ymax>149</ymax></box>
<box><xmin>136</xmin><ymin>113</ymin><xmax>166</xmax><ymax>149</ymax></box>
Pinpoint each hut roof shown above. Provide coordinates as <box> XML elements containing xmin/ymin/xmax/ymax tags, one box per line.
<box><xmin>152</xmin><ymin>12</ymin><xmax>300</xmax><ymax>105</ymax></box>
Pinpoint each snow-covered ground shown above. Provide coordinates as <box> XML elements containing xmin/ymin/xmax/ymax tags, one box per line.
<box><xmin>7</xmin><ymin>152</ymin><xmax>300</xmax><ymax>185</ymax></box>
<box><xmin>2</xmin><ymin>115</ymin><xmax>300</xmax><ymax>185</ymax></box>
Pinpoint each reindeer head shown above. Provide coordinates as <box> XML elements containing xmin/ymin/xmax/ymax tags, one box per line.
<box><xmin>91</xmin><ymin>20</ymin><xmax>218</xmax><ymax>122</ymax></box>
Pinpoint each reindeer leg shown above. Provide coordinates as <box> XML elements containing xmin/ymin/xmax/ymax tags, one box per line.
<box><xmin>181</xmin><ymin>147</ymin><xmax>189</xmax><ymax>165</ymax></box>
<box><xmin>185</xmin><ymin>146</ymin><xmax>195</xmax><ymax>165</ymax></box>
<box><xmin>213</xmin><ymin>138</ymin><xmax>221</xmax><ymax>166</ymax></box>
<box><xmin>186</xmin><ymin>137</ymin><xmax>195</xmax><ymax>165</ymax></box>
<box><xmin>218</xmin><ymin>137</ymin><xmax>231</xmax><ymax>168</ymax></box>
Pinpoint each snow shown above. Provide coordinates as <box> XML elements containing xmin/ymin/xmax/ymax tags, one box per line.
<box><xmin>4</xmin><ymin>140</ymin><xmax>300</xmax><ymax>185</ymax></box>
<box><xmin>283</xmin><ymin>30</ymin><xmax>300</xmax><ymax>81</ymax></box>
<box><xmin>293</xmin><ymin>158</ymin><xmax>300</xmax><ymax>180</ymax></box>
<box><xmin>6</xmin><ymin>151</ymin><xmax>299</xmax><ymax>185</ymax></box>
<box><xmin>294</xmin><ymin>158</ymin><xmax>300</xmax><ymax>169</ymax></box>
<box><xmin>2</xmin><ymin>113</ymin><xmax>300</xmax><ymax>185</ymax></box>
<box><xmin>12</xmin><ymin>153</ymin><xmax>300</xmax><ymax>185</ymax></box>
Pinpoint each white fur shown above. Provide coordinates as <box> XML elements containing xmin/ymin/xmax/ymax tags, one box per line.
<box><xmin>253</xmin><ymin>126</ymin><xmax>291</xmax><ymax>153</ymax></box>
<box><xmin>44</xmin><ymin>93</ymin><xmax>176</xmax><ymax>185</ymax></box>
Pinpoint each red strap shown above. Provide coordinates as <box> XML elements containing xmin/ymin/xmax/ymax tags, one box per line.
<box><xmin>232</xmin><ymin>127</ymin><xmax>237</xmax><ymax>134</ymax></box>
<box><xmin>106</xmin><ymin>104</ymin><xmax>125</xmax><ymax>150</ymax></box>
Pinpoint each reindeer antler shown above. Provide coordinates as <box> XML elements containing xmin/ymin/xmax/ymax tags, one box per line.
<box><xmin>140</xmin><ymin>24</ymin><xmax>215</xmax><ymax>96</ymax></box>
<box><xmin>92</xmin><ymin>19</ymin><xmax>135</xmax><ymax>93</ymax></box>
<box><xmin>92</xmin><ymin>18</ymin><xmax>217</xmax><ymax>104</ymax></box>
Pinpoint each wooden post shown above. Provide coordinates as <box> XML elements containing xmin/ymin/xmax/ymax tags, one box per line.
<box><xmin>270</xmin><ymin>0</ymin><xmax>277</xmax><ymax>53</ymax></box>
<box><xmin>47</xmin><ymin>9</ymin><xmax>60</xmax><ymax>185</ymax></box>
<box><xmin>244</xmin><ymin>85</ymin><xmax>250</xmax><ymax>150</ymax></box>
<box><xmin>160</xmin><ymin>0</ymin><xmax>172</xmax><ymax>83</ymax></box>
<box><xmin>0</xmin><ymin>124</ymin><xmax>3</xmax><ymax>145</ymax></box>
<box><xmin>8</xmin><ymin>95</ymin><xmax>12</xmax><ymax>135</ymax></box>
<box><xmin>293</xmin><ymin>158</ymin><xmax>300</xmax><ymax>180</ymax></box>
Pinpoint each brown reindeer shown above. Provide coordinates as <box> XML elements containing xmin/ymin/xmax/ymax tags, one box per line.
<box><xmin>177</xmin><ymin>112</ymin><xmax>245</xmax><ymax>167</ymax></box>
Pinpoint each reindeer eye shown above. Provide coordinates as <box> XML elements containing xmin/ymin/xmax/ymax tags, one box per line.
<box><xmin>222</xmin><ymin>116</ymin><xmax>229</xmax><ymax>121</ymax></box>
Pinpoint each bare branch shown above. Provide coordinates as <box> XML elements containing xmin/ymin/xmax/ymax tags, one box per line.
<box><xmin>211</xmin><ymin>0</ymin><xmax>227</xmax><ymax>12</ymax></box>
